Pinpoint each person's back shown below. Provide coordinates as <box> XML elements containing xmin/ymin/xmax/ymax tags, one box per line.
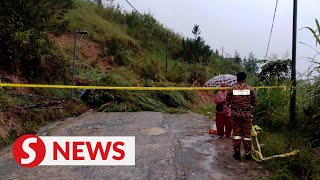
<box><xmin>226</xmin><ymin>72</ymin><xmax>257</xmax><ymax>160</ymax></box>
<box><xmin>229</xmin><ymin>83</ymin><xmax>256</xmax><ymax>112</ymax></box>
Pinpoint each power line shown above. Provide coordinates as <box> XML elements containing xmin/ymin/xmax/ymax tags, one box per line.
<box><xmin>125</xmin><ymin>0</ymin><xmax>166</xmax><ymax>34</ymax></box>
<box><xmin>125</xmin><ymin>0</ymin><xmax>169</xmax><ymax>70</ymax></box>
<box><xmin>264</xmin><ymin>0</ymin><xmax>279</xmax><ymax>60</ymax></box>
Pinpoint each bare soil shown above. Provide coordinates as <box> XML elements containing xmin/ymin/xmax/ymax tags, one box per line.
<box><xmin>50</xmin><ymin>33</ymin><xmax>99</xmax><ymax>63</ymax></box>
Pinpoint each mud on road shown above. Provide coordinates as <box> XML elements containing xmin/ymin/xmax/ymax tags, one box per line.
<box><xmin>0</xmin><ymin>111</ymin><xmax>269</xmax><ymax>180</ymax></box>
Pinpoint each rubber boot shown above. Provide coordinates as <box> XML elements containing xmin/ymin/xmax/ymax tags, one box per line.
<box><xmin>233</xmin><ymin>151</ymin><xmax>241</xmax><ymax>160</ymax></box>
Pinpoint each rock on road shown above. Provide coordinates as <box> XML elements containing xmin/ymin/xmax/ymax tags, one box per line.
<box><xmin>0</xmin><ymin>110</ymin><xmax>269</xmax><ymax>180</ymax></box>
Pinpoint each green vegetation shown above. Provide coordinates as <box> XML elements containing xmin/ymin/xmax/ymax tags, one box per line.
<box><xmin>180</xmin><ymin>25</ymin><xmax>214</xmax><ymax>64</ymax></box>
<box><xmin>0</xmin><ymin>0</ymin><xmax>88</xmax><ymax>147</ymax></box>
<box><xmin>59</xmin><ymin>0</ymin><xmax>253</xmax><ymax>113</ymax></box>
<box><xmin>0</xmin><ymin>92</ymin><xmax>87</xmax><ymax>146</ymax></box>
<box><xmin>243</xmin><ymin>52</ymin><xmax>259</xmax><ymax>74</ymax></box>
<box><xmin>1</xmin><ymin>0</ymin><xmax>320</xmax><ymax>179</ymax></box>
<box><xmin>0</xmin><ymin>0</ymin><xmax>73</xmax><ymax>82</ymax></box>
<box><xmin>259</xmin><ymin>59</ymin><xmax>291</xmax><ymax>85</ymax></box>
<box><xmin>252</xmin><ymin>19</ymin><xmax>320</xmax><ymax>179</ymax></box>
<box><xmin>192</xmin><ymin>103</ymin><xmax>215</xmax><ymax>119</ymax></box>
<box><xmin>253</xmin><ymin>73</ymin><xmax>320</xmax><ymax>179</ymax></box>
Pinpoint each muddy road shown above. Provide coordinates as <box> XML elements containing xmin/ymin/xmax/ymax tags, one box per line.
<box><xmin>0</xmin><ymin>111</ymin><xmax>269</xmax><ymax>180</ymax></box>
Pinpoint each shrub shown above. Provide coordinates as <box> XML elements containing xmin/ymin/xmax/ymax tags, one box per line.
<box><xmin>0</xmin><ymin>0</ymin><xmax>72</xmax><ymax>83</ymax></box>
<box><xmin>166</xmin><ymin>62</ymin><xmax>190</xmax><ymax>83</ymax></box>
<box><xmin>152</xmin><ymin>91</ymin><xmax>190</xmax><ymax>108</ymax></box>
<box><xmin>254</xmin><ymin>88</ymin><xmax>290</xmax><ymax>130</ymax></box>
<box><xmin>179</xmin><ymin>25</ymin><xmax>214</xmax><ymax>64</ymax></box>
<box><xmin>0</xmin><ymin>30</ymin><xmax>69</xmax><ymax>83</ymax></box>
<box><xmin>299</xmin><ymin>79</ymin><xmax>320</xmax><ymax>148</ymax></box>
<box><xmin>187</xmin><ymin>63</ymin><xmax>210</xmax><ymax>85</ymax></box>
<box><xmin>133</xmin><ymin>58</ymin><xmax>166</xmax><ymax>82</ymax></box>
<box><xmin>99</xmin><ymin>36</ymin><xmax>143</xmax><ymax>66</ymax></box>
<box><xmin>259</xmin><ymin>59</ymin><xmax>291</xmax><ymax>85</ymax></box>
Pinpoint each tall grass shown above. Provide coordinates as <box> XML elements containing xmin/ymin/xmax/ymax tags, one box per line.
<box><xmin>66</xmin><ymin>0</ymin><xmax>131</xmax><ymax>43</ymax></box>
<box><xmin>254</xmin><ymin>88</ymin><xmax>290</xmax><ymax>130</ymax></box>
<box><xmin>59</xmin><ymin>0</ymin><xmax>254</xmax><ymax>115</ymax></box>
<box><xmin>255</xmin><ymin>19</ymin><xmax>320</xmax><ymax>179</ymax></box>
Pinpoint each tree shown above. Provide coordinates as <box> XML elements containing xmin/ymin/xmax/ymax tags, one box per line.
<box><xmin>259</xmin><ymin>59</ymin><xmax>291</xmax><ymax>84</ymax></box>
<box><xmin>243</xmin><ymin>52</ymin><xmax>259</xmax><ymax>74</ymax></box>
<box><xmin>0</xmin><ymin>0</ymin><xmax>73</xmax><ymax>82</ymax></box>
<box><xmin>215</xmin><ymin>49</ymin><xmax>219</xmax><ymax>56</ymax></box>
<box><xmin>180</xmin><ymin>25</ymin><xmax>213</xmax><ymax>64</ymax></box>
<box><xmin>268</xmin><ymin>53</ymin><xmax>279</xmax><ymax>61</ymax></box>
<box><xmin>95</xmin><ymin>0</ymin><xmax>103</xmax><ymax>7</ymax></box>
<box><xmin>0</xmin><ymin>0</ymin><xmax>73</xmax><ymax>33</ymax></box>
<box><xmin>234</xmin><ymin>50</ymin><xmax>242</xmax><ymax>64</ymax></box>
<box><xmin>192</xmin><ymin>24</ymin><xmax>201</xmax><ymax>39</ymax></box>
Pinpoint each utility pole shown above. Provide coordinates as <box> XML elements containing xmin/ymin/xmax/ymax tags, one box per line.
<box><xmin>166</xmin><ymin>32</ymin><xmax>168</xmax><ymax>70</ymax></box>
<box><xmin>222</xmin><ymin>46</ymin><xmax>224</xmax><ymax>58</ymax></box>
<box><xmin>71</xmin><ymin>30</ymin><xmax>88</xmax><ymax>99</ymax></box>
<box><xmin>290</xmin><ymin>0</ymin><xmax>298</xmax><ymax>129</ymax></box>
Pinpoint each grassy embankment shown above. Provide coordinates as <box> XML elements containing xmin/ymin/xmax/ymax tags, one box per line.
<box><xmin>254</xmin><ymin>82</ymin><xmax>320</xmax><ymax>179</ymax></box>
<box><xmin>0</xmin><ymin>0</ymin><xmax>249</xmax><ymax>146</ymax></box>
<box><xmin>58</xmin><ymin>0</ymin><xmax>252</xmax><ymax>114</ymax></box>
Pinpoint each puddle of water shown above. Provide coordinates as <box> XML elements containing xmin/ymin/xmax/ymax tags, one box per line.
<box><xmin>180</xmin><ymin>136</ymin><xmax>212</xmax><ymax>148</ymax></box>
<box><xmin>69</xmin><ymin>128</ymin><xmax>98</xmax><ymax>135</ymax></box>
<box><xmin>140</xmin><ymin>127</ymin><xmax>167</xmax><ymax>135</ymax></box>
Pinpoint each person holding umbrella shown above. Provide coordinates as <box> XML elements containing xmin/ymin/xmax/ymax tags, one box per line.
<box><xmin>214</xmin><ymin>84</ymin><xmax>232</xmax><ymax>139</ymax></box>
<box><xmin>204</xmin><ymin>74</ymin><xmax>237</xmax><ymax>138</ymax></box>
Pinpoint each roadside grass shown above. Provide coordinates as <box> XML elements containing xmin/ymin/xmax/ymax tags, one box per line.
<box><xmin>254</xmin><ymin>81</ymin><xmax>320</xmax><ymax>179</ymax></box>
<box><xmin>0</xmin><ymin>88</ymin><xmax>88</xmax><ymax>148</ymax></box>
<box><xmin>259</xmin><ymin>131</ymin><xmax>320</xmax><ymax>179</ymax></box>
<box><xmin>0</xmin><ymin>93</ymin><xmax>32</xmax><ymax>110</ymax></box>
<box><xmin>254</xmin><ymin>88</ymin><xmax>290</xmax><ymax>131</ymax></box>
<box><xmin>192</xmin><ymin>103</ymin><xmax>215</xmax><ymax>119</ymax></box>
<box><xmin>31</xmin><ymin>88</ymin><xmax>72</xmax><ymax>99</ymax></box>
<box><xmin>259</xmin><ymin>131</ymin><xmax>300</xmax><ymax>168</ymax></box>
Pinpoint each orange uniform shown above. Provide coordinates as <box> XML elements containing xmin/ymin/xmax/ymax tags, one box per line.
<box><xmin>226</xmin><ymin>82</ymin><xmax>257</xmax><ymax>154</ymax></box>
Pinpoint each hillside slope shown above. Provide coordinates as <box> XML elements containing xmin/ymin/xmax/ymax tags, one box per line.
<box><xmin>52</xmin><ymin>0</ymin><xmax>252</xmax><ymax>111</ymax></box>
<box><xmin>0</xmin><ymin>0</ymin><xmax>250</xmax><ymax>146</ymax></box>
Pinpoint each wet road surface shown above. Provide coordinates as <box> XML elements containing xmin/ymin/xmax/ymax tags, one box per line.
<box><xmin>0</xmin><ymin>110</ymin><xmax>269</xmax><ymax>180</ymax></box>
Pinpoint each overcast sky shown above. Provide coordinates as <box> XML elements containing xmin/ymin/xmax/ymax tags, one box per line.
<box><xmin>112</xmin><ymin>0</ymin><xmax>320</xmax><ymax>76</ymax></box>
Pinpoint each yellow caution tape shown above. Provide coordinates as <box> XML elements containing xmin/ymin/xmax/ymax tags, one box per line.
<box><xmin>230</xmin><ymin>126</ymin><xmax>298</xmax><ymax>161</ymax></box>
<box><xmin>1</xmin><ymin>82</ymin><xmax>299</xmax><ymax>160</ymax></box>
<box><xmin>251</xmin><ymin>125</ymin><xmax>299</xmax><ymax>162</ymax></box>
<box><xmin>251</xmin><ymin>125</ymin><xmax>265</xmax><ymax>161</ymax></box>
<box><xmin>0</xmin><ymin>83</ymin><xmax>291</xmax><ymax>91</ymax></box>
<box><xmin>253</xmin><ymin>125</ymin><xmax>263</xmax><ymax>132</ymax></box>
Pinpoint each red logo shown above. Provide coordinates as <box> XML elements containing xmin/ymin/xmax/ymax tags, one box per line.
<box><xmin>12</xmin><ymin>134</ymin><xmax>46</xmax><ymax>168</ymax></box>
<box><xmin>12</xmin><ymin>136</ymin><xmax>135</xmax><ymax>167</ymax></box>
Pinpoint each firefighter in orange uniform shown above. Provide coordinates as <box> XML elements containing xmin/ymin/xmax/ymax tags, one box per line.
<box><xmin>226</xmin><ymin>72</ymin><xmax>257</xmax><ymax>160</ymax></box>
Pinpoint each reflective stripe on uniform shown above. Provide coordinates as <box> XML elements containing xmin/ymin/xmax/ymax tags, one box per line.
<box><xmin>243</xmin><ymin>138</ymin><xmax>251</xmax><ymax>141</ymax></box>
<box><xmin>233</xmin><ymin>136</ymin><xmax>242</xmax><ymax>140</ymax></box>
